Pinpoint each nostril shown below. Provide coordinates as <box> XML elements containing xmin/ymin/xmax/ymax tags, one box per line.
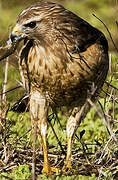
<box><xmin>10</xmin><ymin>33</ymin><xmax>18</xmax><ymax>42</ymax></box>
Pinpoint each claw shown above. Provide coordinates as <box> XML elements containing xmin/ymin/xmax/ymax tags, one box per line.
<box><xmin>42</xmin><ymin>164</ymin><xmax>60</xmax><ymax>175</ymax></box>
<box><xmin>62</xmin><ymin>161</ymin><xmax>72</xmax><ymax>173</ymax></box>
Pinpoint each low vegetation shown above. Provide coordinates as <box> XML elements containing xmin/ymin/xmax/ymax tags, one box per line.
<box><xmin>0</xmin><ymin>0</ymin><xmax>118</xmax><ymax>179</ymax></box>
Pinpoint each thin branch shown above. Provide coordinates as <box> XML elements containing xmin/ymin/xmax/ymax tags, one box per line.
<box><xmin>87</xmin><ymin>98</ymin><xmax>117</xmax><ymax>142</ymax></box>
<box><xmin>2</xmin><ymin>56</ymin><xmax>9</xmax><ymax>163</ymax></box>
<box><xmin>48</xmin><ymin>120</ymin><xmax>65</xmax><ymax>155</ymax></box>
<box><xmin>93</xmin><ymin>14</ymin><xmax>118</xmax><ymax>52</ymax></box>
<box><xmin>105</xmin><ymin>81</ymin><xmax>118</xmax><ymax>91</ymax></box>
<box><xmin>98</xmin><ymin>100</ymin><xmax>117</xmax><ymax>143</ymax></box>
<box><xmin>101</xmin><ymin>89</ymin><xmax>118</xmax><ymax>104</ymax></box>
<box><xmin>2</xmin><ymin>57</ymin><xmax>9</xmax><ymax>101</ymax></box>
<box><xmin>0</xmin><ymin>85</ymin><xmax>22</xmax><ymax>96</ymax></box>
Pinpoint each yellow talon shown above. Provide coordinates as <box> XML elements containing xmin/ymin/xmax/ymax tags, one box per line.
<box><xmin>66</xmin><ymin>161</ymin><xmax>72</xmax><ymax>169</ymax></box>
<box><xmin>62</xmin><ymin>161</ymin><xmax>72</xmax><ymax>173</ymax></box>
<box><xmin>42</xmin><ymin>165</ymin><xmax>60</xmax><ymax>175</ymax></box>
<box><xmin>50</xmin><ymin>166</ymin><xmax>60</xmax><ymax>174</ymax></box>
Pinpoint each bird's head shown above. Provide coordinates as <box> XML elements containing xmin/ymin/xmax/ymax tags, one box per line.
<box><xmin>10</xmin><ymin>2</ymin><xmax>64</xmax><ymax>43</ymax></box>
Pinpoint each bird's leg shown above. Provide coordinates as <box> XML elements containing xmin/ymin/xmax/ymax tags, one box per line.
<box><xmin>63</xmin><ymin>107</ymin><xmax>79</xmax><ymax>171</ymax></box>
<box><xmin>63</xmin><ymin>103</ymin><xmax>90</xmax><ymax>172</ymax></box>
<box><xmin>30</xmin><ymin>91</ymin><xmax>49</xmax><ymax>174</ymax></box>
<box><xmin>30</xmin><ymin>90</ymin><xmax>59</xmax><ymax>175</ymax></box>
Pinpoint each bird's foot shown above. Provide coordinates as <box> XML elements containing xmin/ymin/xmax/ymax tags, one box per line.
<box><xmin>42</xmin><ymin>165</ymin><xmax>60</xmax><ymax>175</ymax></box>
<box><xmin>62</xmin><ymin>161</ymin><xmax>72</xmax><ymax>173</ymax></box>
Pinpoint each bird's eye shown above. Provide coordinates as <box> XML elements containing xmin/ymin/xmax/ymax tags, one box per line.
<box><xmin>24</xmin><ymin>21</ymin><xmax>36</xmax><ymax>28</ymax></box>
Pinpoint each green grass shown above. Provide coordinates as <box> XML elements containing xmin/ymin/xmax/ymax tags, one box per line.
<box><xmin>0</xmin><ymin>97</ymin><xmax>116</xmax><ymax>179</ymax></box>
<box><xmin>0</xmin><ymin>165</ymin><xmax>31</xmax><ymax>180</ymax></box>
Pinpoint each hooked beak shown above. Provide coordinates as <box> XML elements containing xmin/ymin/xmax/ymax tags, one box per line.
<box><xmin>10</xmin><ymin>24</ymin><xmax>26</xmax><ymax>42</ymax></box>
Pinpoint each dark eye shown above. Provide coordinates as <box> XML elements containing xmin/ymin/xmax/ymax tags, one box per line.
<box><xmin>24</xmin><ymin>21</ymin><xmax>36</xmax><ymax>28</ymax></box>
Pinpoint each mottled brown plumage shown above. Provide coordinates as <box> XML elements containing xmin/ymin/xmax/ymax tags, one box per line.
<box><xmin>10</xmin><ymin>1</ymin><xmax>109</xmax><ymax>174</ymax></box>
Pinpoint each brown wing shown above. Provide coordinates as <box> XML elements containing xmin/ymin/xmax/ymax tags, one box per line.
<box><xmin>19</xmin><ymin>40</ymin><xmax>33</xmax><ymax>92</ymax></box>
<box><xmin>17</xmin><ymin>2</ymin><xmax>109</xmax><ymax>108</ymax></box>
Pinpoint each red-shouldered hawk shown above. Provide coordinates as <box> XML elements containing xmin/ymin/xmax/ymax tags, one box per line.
<box><xmin>10</xmin><ymin>1</ymin><xmax>109</xmax><ymax>174</ymax></box>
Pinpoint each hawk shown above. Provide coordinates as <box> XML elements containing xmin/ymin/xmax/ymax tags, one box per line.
<box><xmin>10</xmin><ymin>1</ymin><xmax>109</xmax><ymax>174</ymax></box>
